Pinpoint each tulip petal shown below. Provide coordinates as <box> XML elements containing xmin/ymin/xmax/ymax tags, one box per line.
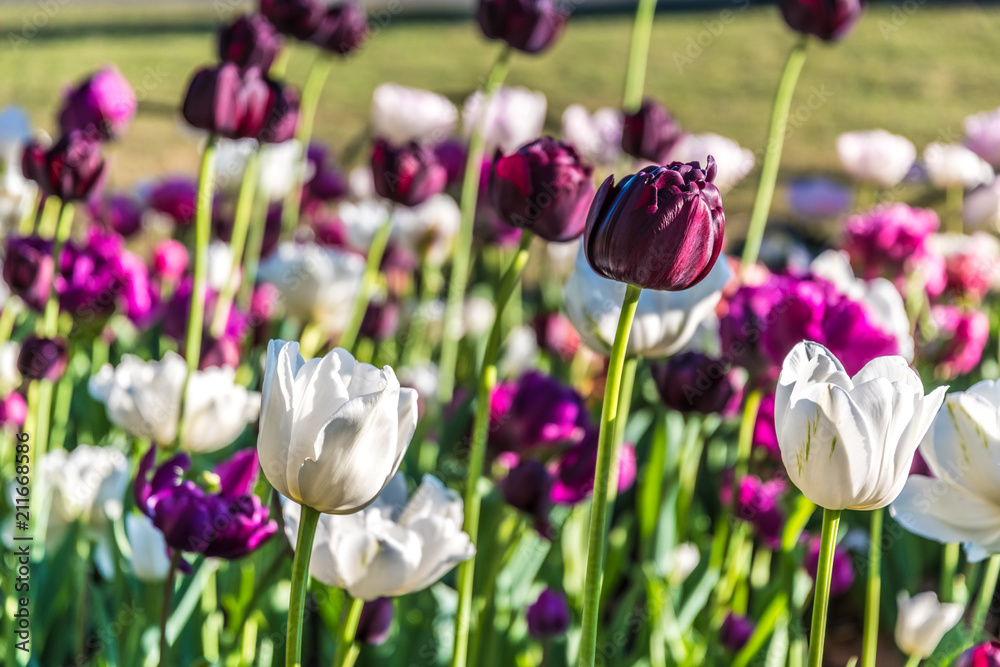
<box><xmin>258</xmin><ymin>340</ymin><xmax>303</xmax><ymax>498</ymax></box>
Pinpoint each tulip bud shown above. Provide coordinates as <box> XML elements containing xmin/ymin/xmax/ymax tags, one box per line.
<box><xmin>308</xmin><ymin>1</ymin><xmax>369</xmax><ymax>55</ymax></box>
<box><xmin>356</xmin><ymin>598</ymin><xmax>394</xmax><ymax>645</ymax></box>
<box><xmin>17</xmin><ymin>336</ymin><xmax>68</xmax><ymax>381</ymax></box>
<box><xmin>895</xmin><ymin>591</ymin><xmax>963</xmax><ymax>659</ymax></box>
<box><xmin>477</xmin><ymin>0</ymin><xmax>567</xmax><ymax>54</ymax></box>
<box><xmin>955</xmin><ymin>641</ymin><xmax>1000</xmax><ymax>667</ymax></box>
<box><xmin>583</xmin><ymin>159</ymin><xmax>725</xmax><ymax>291</ymax></box>
<box><xmin>720</xmin><ymin>612</ymin><xmax>755</xmax><ymax>652</ymax></box>
<box><xmin>218</xmin><ymin>14</ymin><xmax>284</xmax><ymax>72</ymax></box>
<box><xmin>58</xmin><ymin>66</ymin><xmax>137</xmax><ymax>141</ymax></box>
<box><xmin>501</xmin><ymin>459</ymin><xmax>553</xmax><ymax>536</ymax></box>
<box><xmin>89</xmin><ymin>193</ymin><xmax>143</xmax><ymax>237</ymax></box>
<box><xmin>371</xmin><ymin>138</ymin><xmax>448</xmax><ymax>207</ymax></box>
<box><xmin>22</xmin><ymin>131</ymin><xmax>106</xmax><ymax>202</ymax></box>
<box><xmin>260</xmin><ymin>0</ymin><xmax>324</xmax><ymax>40</ymax></box>
<box><xmin>3</xmin><ymin>236</ymin><xmax>54</xmax><ymax>312</ymax></box>
<box><xmin>778</xmin><ymin>0</ymin><xmax>864</xmax><ymax>41</ymax></box>
<box><xmin>650</xmin><ymin>352</ymin><xmax>743</xmax><ymax>416</ymax></box>
<box><xmin>621</xmin><ymin>99</ymin><xmax>685</xmax><ymax>164</ymax></box>
<box><xmin>526</xmin><ymin>589</ymin><xmax>570</xmax><ymax>638</ymax></box>
<box><xmin>489</xmin><ymin>138</ymin><xmax>595</xmax><ymax>242</ymax></box>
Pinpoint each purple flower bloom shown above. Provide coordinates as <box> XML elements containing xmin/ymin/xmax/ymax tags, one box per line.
<box><xmin>526</xmin><ymin>588</ymin><xmax>570</xmax><ymax>638</ymax></box>
<box><xmin>531</xmin><ymin>311</ymin><xmax>581</xmax><ymax>362</ymax></box>
<box><xmin>162</xmin><ymin>278</ymin><xmax>249</xmax><ymax>351</ymax></box>
<box><xmin>260</xmin><ymin>0</ymin><xmax>324</xmax><ymax>40</ymax></box>
<box><xmin>360</xmin><ymin>299</ymin><xmax>400</xmax><ymax>343</ymax></box>
<box><xmin>621</xmin><ymin>99</ymin><xmax>685</xmax><ymax>164</ymax></box>
<box><xmin>148</xmin><ymin>177</ymin><xmax>198</xmax><ymax>227</ymax></box>
<box><xmin>923</xmin><ymin>305</ymin><xmax>989</xmax><ymax>379</ymax></box>
<box><xmin>785</xmin><ymin>177</ymin><xmax>853</xmax><ymax>221</ymax></box>
<box><xmin>56</xmin><ymin>229</ymin><xmax>127</xmax><ymax>324</ymax></box>
<box><xmin>152</xmin><ymin>239</ymin><xmax>189</xmax><ymax>284</ymax></box>
<box><xmin>584</xmin><ymin>160</ymin><xmax>725</xmax><ymax>291</ymax></box>
<box><xmin>435</xmin><ymin>139</ymin><xmax>467</xmax><ymax>187</ymax></box>
<box><xmin>17</xmin><ymin>336</ymin><xmax>68</xmax><ymax>381</ymax></box>
<box><xmin>752</xmin><ymin>393</ymin><xmax>780</xmax><ymax>457</ymax></box>
<box><xmin>58</xmin><ymin>66</ymin><xmax>136</xmax><ymax>141</ymax></box>
<box><xmin>476</xmin><ymin>159</ymin><xmax>523</xmax><ymax>247</ymax></box>
<box><xmin>117</xmin><ymin>250</ymin><xmax>159</xmax><ymax>327</ymax></box>
<box><xmin>805</xmin><ymin>536</ymin><xmax>855</xmax><ymax>597</ymax></box>
<box><xmin>22</xmin><ymin>130</ymin><xmax>106</xmax><ymax>202</ymax></box>
<box><xmin>735</xmin><ymin>475</ymin><xmax>787</xmax><ymax>547</ymax></box>
<box><xmin>371</xmin><ymin>138</ymin><xmax>448</xmax><ymax>207</ymax></box>
<box><xmin>88</xmin><ymin>193</ymin><xmax>143</xmax><ymax>237</ymax></box>
<box><xmin>550</xmin><ymin>429</ymin><xmax>636</xmax><ymax>505</ymax></box>
<box><xmin>478</xmin><ymin>0</ymin><xmax>567</xmax><ymax>54</ymax></box>
<box><xmin>650</xmin><ymin>351</ymin><xmax>743</xmax><ymax>416</ymax></box>
<box><xmin>954</xmin><ymin>641</ymin><xmax>1000</xmax><ymax>667</ymax></box>
<box><xmin>3</xmin><ymin>236</ymin><xmax>54</xmax><ymax>312</ymax></box>
<box><xmin>501</xmin><ymin>459</ymin><xmax>553</xmax><ymax>538</ymax></box>
<box><xmin>356</xmin><ymin>598</ymin><xmax>394</xmax><ymax>645</ymax></box>
<box><xmin>218</xmin><ymin>14</ymin><xmax>284</xmax><ymax>72</ymax></box>
<box><xmin>721</xmin><ymin>612</ymin><xmax>755</xmax><ymax>652</ymax></box>
<box><xmin>778</xmin><ymin>0</ymin><xmax>864</xmax><ymax>41</ymax></box>
<box><xmin>489</xmin><ymin>371</ymin><xmax>589</xmax><ymax>453</ymax></box>
<box><xmin>307</xmin><ymin>1</ymin><xmax>369</xmax><ymax>55</ymax></box>
<box><xmin>0</xmin><ymin>392</ymin><xmax>27</xmax><ymax>428</ymax></box>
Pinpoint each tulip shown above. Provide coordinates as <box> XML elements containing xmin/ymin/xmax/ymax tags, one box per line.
<box><xmin>964</xmin><ymin>106</ymin><xmax>1000</xmax><ymax>167</ymax></box>
<box><xmin>894</xmin><ymin>591</ymin><xmax>963</xmax><ymax>659</ymax></box>
<box><xmin>359</xmin><ymin>298</ymin><xmax>400</xmax><ymax>343</ymax></box>
<box><xmin>0</xmin><ymin>392</ymin><xmax>28</xmax><ymax>428</ymax></box>
<box><xmin>531</xmin><ymin>311</ymin><xmax>581</xmax><ymax>362</ymax></box>
<box><xmin>117</xmin><ymin>251</ymin><xmax>159</xmax><ymax>328</ymax></box>
<box><xmin>584</xmin><ymin>160</ymin><xmax>724</xmax><ymax>291</ymax></box>
<box><xmin>125</xmin><ymin>514</ymin><xmax>172</xmax><ymax>583</ymax></box>
<box><xmin>356</xmin><ymin>598</ymin><xmax>394</xmax><ymax>645</ymax></box>
<box><xmin>550</xmin><ymin>429</ymin><xmax>637</xmax><ymax>505</ymax></box>
<box><xmin>371</xmin><ymin>84</ymin><xmax>458</xmax><ymax>147</ymax></box>
<box><xmin>489</xmin><ymin>137</ymin><xmax>595</xmax><ymax>242</ymax></box>
<box><xmin>56</xmin><ymin>229</ymin><xmax>129</xmax><ymax>325</ymax></box>
<box><xmin>371</xmin><ymin>139</ymin><xmax>448</xmax><ymax>207</ymax></box>
<box><xmin>805</xmin><ymin>536</ymin><xmax>856</xmax><ymax>597</ymax></box>
<box><xmin>924</xmin><ymin>143</ymin><xmax>994</xmax><ymax>189</ymax></box>
<box><xmin>964</xmin><ymin>177</ymin><xmax>1000</xmax><ymax>229</ymax></box>
<box><xmin>58</xmin><ymin>66</ymin><xmax>137</xmax><ymax>141</ymax></box>
<box><xmin>258</xmin><ymin>341</ymin><xmax>418</xmax><ymax>514</ymax></box>
<box><xmin>923</xmin><ymin>305</ymin><xmax>989</xmax><ymax>380</ymax></box>
<box><xmin>650</xmin><ymin>352</ymin><xmax>744</xmax><ymax>416</ymax></box>
<box><xmin>931</xmin><ymin>232</ymin><xmax>1000</xmax><ymax>302</ymax></box>
<box><xmin>3</xmin><ymin>236</ymin><xmax>54</xmax><ymax>311</ymax></box>
<box><xmin>260</xmin><ymin>0</ymin><xmax>324</xmax><ymax>39</ymax></box>
<box><xmin>152</xmin><ymin>239</ymin><xmax>189</xmax><ymax>284</ymax></box>
<box><xmin>786</xmin><ymin>177</ymin><xmax>853</xmax><ymax>221</ymax></box>
<box><xmin>435</xmin><ymin>139</ymin><xmax>467</xmax><ymax>187</ymax></box>
<box><xmin>733</xmin><ymin>475</ymin><xmax>787</xmax><ymax>547</ymax></box>
<box><xmin>181</xmin><ymin>365</ymin><xmax>261</xmax><ymax>452</ymax></box>
<box><xmin>660</xmin><ymin>543</ymin><xmax>701</xmax><ymax>583</ymax></box>
<box><xmin>476</xmin><ymin>158</ymin><xmax>523</xmax><ymax>247</ymax></box>
<box><xmin>720</xmin><ymin>613</ymin><xmax>755</xmax><ymax>652</ymax></box>
<box><xmin>620</xmin><ymin>99</ymin><xmax>685</xmax><ymax>164</ymax></box>
<box><xmin>391</xmin><ymin>193</ymin><xmax>461</xmax><ymax>266</ymax></box>
<box><xmin>775</xmin><ymin>341</ymin><xmax>945</xmax><ymax>511</ymax></box>
<box><xmin>477</xmin><ymin>0</ymin><xmax>567</xmax><ymax>54</ymax></box>
<box><xmin>463</xmin><ymin>86</ymin><xmax>546</xmax><ymax>154</ymax></box>
<box><xmin>843</xmin><ymin>204</ymin><xmax>944</xmax><ymax>293</ymax></box>
<box><xmin>954</xmin><ymin>641</ymin><xmax>1000</xmax><ymax>667</ymax></box>
<box><xmin>836</xmin><ymin>130</ymin><xmax>916</xmax><ymax>188</ymax></box>
<box><xmin>501</xmin><ymin>459</ymin><xmax>553</xmax><ymax>537</ymax></box>
<box><xmin>307</xmin><ymin>1</ymin><xmax>369</xmax><ymax>54</ymax></box>
<box><xmin>669</xmin><ymin>133</ymin><xmax>755</xmax><ymax>193</ymax></box>
<box><xmin>218</xmin><ymin>14</ymin><xmax>284</xmax><ymax>71</ymax></box>
<box><xmin>42</xmin><ymin>444</ymin><xmax>128</xmax><ymax>532</ymax></box>
<box><xmin>561</xmin><ymin>104</ymin><xmax>623</xmax><ymax>168</ymax></box>
<box><xmin>778</xmin><ymin>0</ymin><xmax>864</xmax><ymax>41</ymax></box>
<box><xmin>280</xmin><ymin>473</ymin><xmax>475</xmax><ymax>598</ymax></box>
<box><xmin>22</xmin><ymin>130</ymin><xmax>105</xmax><ymax>201</ymax></box>
<box><xmin>489</xmin><ymin>370</ymin><xmax>589</xmax><ymax>453</ymax></box>
<box><xmin>526</xmin><ymin>589</ymin><xmax>570</xmax><ymax>639</ymax></box>
<box><xmin>17</xmin><ymin>336</ymin><xmax>67</xmax><ymax>381</ymax></box>
<box><xmin>147</xmin><ymin>176</ymin><xmax>198</xmax><ymax>226</ymax></box>
<box><xmin>88</xmin><ymin>193</ymin><xmax>143</xmax><ymax>237</ymax></box>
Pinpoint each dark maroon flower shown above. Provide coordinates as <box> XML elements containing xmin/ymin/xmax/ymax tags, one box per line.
<box><xmin>550</xmin><ymin>429</ymin><xmax>636</xmax><ymax>505</ymax></box>
<box><xmin>56</xmin><ymin>229</ymin><xmax>128</xmax><ymax>323</ymax></box>
<box><xmin>721</xmin><ymin>612</ymin><xmax>755</xmax><ymax>652</ymax></box>
<box><xmin>490</xmin><ymin>137</ymin><xmax>594</xmax><ymax>242</ymax></box>
<box><xmin>307</xmin><ymin>1</ymin><xmax>369</xmax><ymax>55</ymax></box>
<box><xmin>3</xmin><ymin>236</ymin><xmax>54</xmax><ymax>312</ymax></box>
<box><xmin>360</xmin><ymin>299</ymin><xmax>400</xmax><ymax>342</ymax></box>
<box><xmin>17</xmin><ymin>336</ymin><xmax>68</xmax><ymax>381</ymax></box>
<box><xmin>584</xmin><ymin>160</ymin><xmax>724</xmax><ymax>291</ymax></box>
<box><xmin>312</xmin><ymin>214</ymin><xmax>349</xmax><ymax>248</ymax></box>
<box><xmin>526</xmin><ymin>589</ymin><xmax>570</xmax><ymax>638</ymax></box>
<box><xmin>22</xmin><ymin>131</ymin><xmax>106</xmax><ymax>202</ymax></box>
<box><xmin>371</xmin><ymin>138</ymin><xmax>448</xmax><ymax>207</ymax></box>
<box><xmin>219</xmin><ymin>14</ymin><xmax>285</xmax><ymax>72</ymax></box>
<box><xmin>356</xmin><ymin>598</ymin><xmax>394</xmax><ymax>645</ymax></box>
<box><xmin>621</xmin><ymin>99</ymin><xmax>685</xmax><ymax>164</ymax></box>
<box><xmin>478</xmin><ymin>0</ymin><xmax>567</xmax><ymax>54</ymax></box>
<box><xmin>501</xmin><ymin>459</ymin><xmax>553</xmax><ymax>537</ymax></box>
<box><xmin>954</xmin><ymin>641</ymin><xmax>1000</xmax><ymax>667</ymax></box>
<box><xmin>532</xmin><ymin>311</ymin><xmax>580</xmax><ymax>362</ymax></box>
<box><xmin>88</xmin><ymin>193</ymin><xmax>143</xmax><ymax>237</ymax></box>
<box><xmin>257</xmin><ymin>80</ymin><xmax>300</xmax><ymax>144</ymax></box>
<box><xmin>489</xmin><ymin>371</ymin><xmax>589</xmax><ymax>453</ymax></box>
<box><xmin>435</xmin><ymin>139</ymin><xmax>467</xmax><ymax>188</ymax></box>
<box><xmin>476</xmin><ymin>159</ymin><xmax>522</xmax><ymax>247</ymax></box>
<box><xmin>163</xmin><ymin>279</ymin><xmax>249</xmax><ymax>346</ymax></box>
<box><xmin>0</xmin><ymin>392</ymin><xmax>27</xmax><ymax>428</ymax></box>
<box><xmin>779</xmin><ymin>0</ymin><xmax>864</xmax><ymax>41</ymax></box>
<box><xmin>57</xmin><ymin>66</ymin><xmax>136</xmax><ymax>141</ymax></box>
<box><xmin>650</xmin><ymin>351</ymin><xmax>743</xmax><ymax>416</ymax></box>
<box><xmin>148</xmin><ymin>177</ymin><xmax>198</xmax><ymax>227</ymax></box>
<box><xmin>805</xmin><ymin>536</ymin><xmax>855</xmax><ymax>597</ymax></box>
<box><xmin>260</xmin><ymin>0</ymin><xmax>324</xmax><ymax>40</ymax></box>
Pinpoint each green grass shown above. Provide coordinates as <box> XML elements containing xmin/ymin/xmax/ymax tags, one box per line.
<box><xmin>4</xmin><ymin>2</ymin><xmax>1000</xmax><ymax>230</ymax></box>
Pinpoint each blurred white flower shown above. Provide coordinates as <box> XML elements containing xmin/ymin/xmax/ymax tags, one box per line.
<box><xmin>258</xmin><ymin>341</ymin><xmax>418</xmax><ymax>514</ymax></box>
<box><xmin>464</xmin><ymin>86</ymin><xmax>546</xmax><ymax>154</ymax></box>
<box><xmin>372</xmin><ymin>84</ymin><xmax>458</xmax><ymax>146</ymax></box>
<box><xmin>216</xmin><ymin>139</ymin><xmax>303</xmax><ymax>201</ymax></box>
<box><xmin>0</xmin><ymin>341</ymin><xmax>21</xmax><ymax>395</ymax></box>
<box><xmin>391</xmin><ymin>194</ymin><xmax>460</xmax><ymax>266</ymax></box>
<box><xmin>658</xmin><ymin>542</ymin><xmax>700</xmax><ymax>584</ymax></box>
<box><xmin>125</xmin><ymin>514</ymin><xmax>171</xmax><ymax>583</ymax></box>
<box><xmin>181</xmin><ymin>365</ymin><xmax>261</xmax><ymax>453</ymax></box>
<box><xmin>523</xmin><ymin>237</ymin><xmax>580</xmax><ymax>288</ymax></box>
<box><xmin>560</xmin><ymin>104</ymin><xmax>623</xmax><ymax>167</ymax></box>
<box><xmin>669</xmin><ymin>133</ymin><xmax>755</xmax><ymax>193</ymax></box>
<box><xmin>207</xmin><ymin>240</ymin><xmax>236</xmax><ymax>292</ymax></box>
<box><xmin>348</xmin><ymin>166</ymin><xmax>375</xmax><ymax>200</ymax></box>
<box><xmin>413</xmin><ymin>298</ymin><xmax>446</xmax><ymax>344</ymax></box>
<box><xmin>923</xmin><ymin>143</ymin><xmax>994</xmax><ymax>189</ymax></box>
<box><xmin>462</xmin><ymin>295</ymin><xmax>496</xmax><ymax>339</ymax></box>
<box><xmin>964</xmin><ymin>106</ymin><xmax>1000</xmax><ymax>167</ymax></box>
<box><xmin>338</xmin><ymin>199</ymin><xmax>391</xmax><ymax>251</ymax></box>
<box><xmin>398</xmin><ymin>362</ymin><xmax>439</xmax><ymax>401</ymax></box>
<box><xmin>42</xmin><ymin>444</ymin><xmax>128</xmax><ymax>530</ymax></box>
<box><xmin>0</xmin><ymin>106</ymin><xmax>37</xmax><ymax>229</ymax></box>
<box><xmin>785</xmin><ymin>177</ymin><xmax>853</xmax><ymax>221</ymax></box>
<box><xmin>281</xmin><ymin>473</ymin><xmax>474</xmax><ymax>600</ymax></box>
<box><xmin>500</xmin><ymin>325</ymin><xmax>539</xmax><ymax>377</ymax></box>
<box><xmin>564</xmin><ymin>248</ymin><xmax>731</xmax><ymax>358</ymax></box>
<box><xmin>964</xmin><ymin>177</ymin><xmax>1000</xmax><ymax>229</ymax></box>
<box><xmin>836</xmin><ymin>130</ymin><xmax>916</xmax><ymax>187</ymax></box>
<box><xmin>894</xmin><ymin>591</ymin><xmax>962</xmax><ymax>659</ymax></box>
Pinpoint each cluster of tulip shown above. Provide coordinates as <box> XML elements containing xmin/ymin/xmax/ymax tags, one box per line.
<box><xmin>4</xmin><ymin>0</ymin><xmax>1000</xmax><ymax>665</ymax></box>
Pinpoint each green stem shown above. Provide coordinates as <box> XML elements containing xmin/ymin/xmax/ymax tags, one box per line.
<box><xmin>970</xmin><ymin>553</ymin><xmax>1000</xmax><ymax>634</ymax></box>
<box><xmin>18</xmin><ymin>191</ymin><xmax>40</xmax><ymax>235</ymax></box>
<box><xmin>0</xmin><ymin>298</ymin><xmax>22</xmax><ymax>347</ymax></box>
<box><xmin>450</xmin><ymin>232</ymin><xmax>531</xmax><ymax>667</ymax></box>
<box><xmin>808</xmin><ymin>508</ymin><xmax>841</xmax><ymax>667</ymax></box>
<box><xmin>48</xmin><ymin>371</ymin><xmax>74</xmax><ymax>452</ymax></box>
<box><xmin>732</xmin><ymin>592</ymin><xmax>789</xmax><ymax>667</ymax></box>
<box><xmin>339</xmin><ymin>216</ymin><xmax>393</xmax><ymax>352</ymax></box>
<box><xmin>43</xmin><ymin>201</ymin><xmax>74</xmax><ymax>336</ymax></box>
<box><xmin>577</xmin><ymin>283</ymin><xmax>642</xmax><ymax>667</ymax></box>
<box><xmin>212</xmin><ymin>150</ymin><xmax>260</xmax><ymax>338</ymax></box>
<box><xmin>862</xmin><ymin>507</ymin><xmax>883</xmax><ymax>667</ymax></box>
<box><xmin>33</xmin><ymin>380</ymin><xmax>54</xmax><ymax>460</ymax></box>
<box><xmin>37</xmin><ymin>194</ymin><xmax>61</xmax><ymax>238</ymax></box>
<box><xmin>184</xmin><ymin>136</ymin><xmax>218</xmax><ymax>374</ymax></box>
<box><xmin>283</xmin><ymin>54</ymin><xmax>333</xmax><ymax>236</ymax></box>
<box><xmin>740</xmin><ymin>36</ymin><xmax>809</xmax><ymax>269</ymax></box>
<box><xmin>75</xmin><ymin>533</ymin><xmax>91</xmax><ymax>659</ymax></box>
<box><xmin>945</xmin><ymin>183</ymin><xmax>964</xmax><ymax>234</ymax></box>
<box><xmin>287</xmin><ymin>505</ymin><xmax>321</xmax><ymax>667</ymax></box>
<box><xmin>437</xmin><ymin>45</ymin><xmax>511</xmax><ymax>405</ymax></box>
<box><xmin>238</xmin><ymin>184</ymin><xmax>270</xmax><ymax>310</ymax></box>
<box><xmin>159</xmin><ymin>551</ymin><xmax>181</xmax><ymax>667</ymax></box>
<box><xmin>622</xmin><ymin>0</ymin><xmax>657</xmax><ymax>112</ymax></box>
<box><xmin>940</xmin><ymin>542</ymin><xmax>960</xmax><ymax>603</ymax></box>
<box><xmin>732</xmin><ymin>389</ymin><xmax>762</xmax><ymax>502</ymax></box>
<box><xmin>675</xmin><ymin>414</ymin><xmax>705</xmax><ymax>540</ymax></box>
<box><xmin>638</xmin><ymin>412</ymin><xmax>669</xmax><ymax>562</ymax></box>
<box><xmin>904</xmin><ymin>655</ymin><xmax>921</xmax><ymax>667</ymax></box>
<box><xmin>333</xmin><ymin>596</ymin><xmax>364</xmax><ymax>667</ymax></box>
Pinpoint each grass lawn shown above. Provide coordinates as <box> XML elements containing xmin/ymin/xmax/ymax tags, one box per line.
<box><xmin>4</xmin><ymin>2</ymin><xmax>1000</xmax><ymax>231</ymax></box>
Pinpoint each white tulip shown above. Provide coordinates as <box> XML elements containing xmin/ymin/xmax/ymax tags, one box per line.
<box><xmin>258</xmin><ymin>341</ymin><xmax>418</xmax><ymax>514</ymax></box>
<box><xmin>181</xmin><ymin>366</ymin><xmax>261</xmax><ymax>453</ymax></box>
<box><xmin>214</xmin><ymin>138</ymin><xmax>257</xmax><ymax>193</ymax></box>
<box><xmin>499</xmin><ymin>325</ymin><xmax>540</xmax><ymax>378</ymax></box>
<box><xmin>964</xmin><ymin>177</ymin><xmax>1000</xmax><ymax>229</ymax></box>
<box><xmin>0</xmin><ymin>341</ymin><xmax>22</xmax><ymax>395</ymax></box>
<box><xmin>207</xmin><ymin>240</ymin><xmax>236</xmax><ymax>292</ymax></box>
<box><xmin>41</xmin><ymin>445</ymin><xmax>128</xmax><ymax>530</ymax></box>
<box><xmin>125</xmin><ymin>514</ymin><xmax>171</xmax><ymax>583</ymax></box>
<box><xmin>348</xmin><ymin>166</ymin><xmax>375</xmax><ymax>200</ymax></box>
<box><xmin>257</xmin><ymin>140</ymin><xmax>304</xmax><ymax>201</ymax></box>
<box><xmin>338</xmin><ymin>198</ymin><xmax>391</xmax><ymax>251</ymax></box>
<box><xmin>563</xmin><ymin>248</ymin><xmax>731</xmax><ymax>358</ymax></box>
<box><xmin>775</xmin><ymin>342</ymin><xmax>945</xmax><ymax>511</ymax></box>
<box><xmin>964</xmin><ymin>105</ymin><xmax>1000</xmax><ymax>167</ymax></box>
<box><xmin>668</xmin><ymin>133</ymin><xmax>755</xmax><ymax>193</ymax></box>
<box><xmin>837</xmin><ymin>130</ymin><xmax>916</xmax><ymax>188</ymax></box>
<box><xmin>560</xmin><ymin>104</ymin><xmax>623</xmax><ymax>167</ymax></box>
<box><xmin>658</xmin><ymin>542</ymin><xmax>701</xmax><ymax>584</ymax></box>
<box><xmin>890</xmin><ymin>380</ymin><xmax>1000</xmax><ymax>561</ymax></box>
<box><xmin>281</xmin><ymin>473</ymin><xmax>474</xmax><ymax>600</ymax></box>
<box><xmin>463</xmin><ymin>86</ymin><xmax>546</xmax><ymax>154</ymax></box>
<box><xmin>894</xmin><ymin>591</ymin><xmax>962</xmax><ymax>658</ymax></box>
<box><xmin>462</xmin><ymin>295</ymin><xmax>496</xmax><ymax>339</ymax></box>
<box><xmin>372</xmin><ymin>83</ymin><xmax>458</xmax><ymax>146</ymax></box>
<box><xmin>923</xmin><ymin>143</ymin><xmax>994</xmax><ymax>189</ymax></box>
<box><xmin>391</xmin><ymin>194</ymin><xmax>460</xmax><ymax>266</ymax></box>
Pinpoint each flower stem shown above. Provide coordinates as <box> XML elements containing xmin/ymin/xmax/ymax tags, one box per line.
<box><xmin>333</xmin><ymin>596</ymin><xmax>364</xmax><ymax>667</ymax></box>
<box><xmin>732</xmin><ymin>389</ymin><xmax>762</xmax><ymax>503</ymax></box>
<box><xmin>740</xmin><ymin>36</ymin><xmax>809</xmax><ymax>270</ymax></box>
<box><xmin>339</xmin><ymin>214</ymin><xmax>394</xmax><ymax>352</ymax></box>
<box><xmin>437</xmin><ymin>45</ymin><xmax>511</xmax><ymax>405</ymax></box>
<box><xmin>622</xmin><ymin>0</ymin><xmax>657</xmax><ymax>112</ymax></box>
<box><xmin>578</xmin><ymin>282</ymin><xmax>642</xmax><ymax>667</ymax></box>
<box><xmin>904</xmin><ymin>655</ymin><xmax>921</xmax><ymax>667</ymax></box>
<box><xmin>945</xmin><ymin>183</ymin><xmax>964</xmax><ymax>234</ymax></box>
<box><xmin>159</xmin><ymin>551</ymin><xmax>181</xmax><ymax>667</ymax></box>
<box><xmin>940</xmin><ymin>542</ymin><xmax>960</xmax><ymax>603</ymax></box>
<box><xmin>450</xmin><ymin>232</ymin><xmax>532</xmax><ymax>667</ymax></box>
<box><xmin>43</xmin><ymin>201</ymin><xmax>74</xmax><ymax>336</ymax></box>
<box><xmin>238</xmin><ymin>184</ymin><xmax>270</xmax><ymax>310</ymax></box>
<box><xmin>184</xmin><ymin>136</ymin><xmax>218</xmax><ymax>374</ymax></box>
<box><xmin>287</xmin><ymin>505</ymin><xmax>321</xmax><ymax>667</ymax></box>
<box><xmin>861</xmin><ymin>507</ymin><xmax>883</xmax><ymax>667</ymax></box>
<box><xmin>970</xmin><ymin>553</ymin><xmax>1000</xmax><ymax>633</ymax></box>
<box><xmin>808</xmin><ymin>508</ymin><xmax>841</xmax><ymax>667</ymax></box>
<box><xmin>283</xmin><ymin>54</ymin><xmax>332</xmax><ymax>237</ymax></box>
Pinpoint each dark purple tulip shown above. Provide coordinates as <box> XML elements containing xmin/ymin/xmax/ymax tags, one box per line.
<box><xmin>434</xmin><ymin>139</ymin><xmax>467</xmax><ymax>188</ymax></box>
<box><xmin>621</xmin><ymin>99</ymin><xmax>685</xmax><ymax>164</ymax></box>
<box><xmin>356</xmin><ymin>598</ymin><xmax>394</xmax><ymax>645</ymax></box>
<box><xmin>134</xmin><ymin>447</ymin><xmax>276</xmax><ymax>560</ymax></box>
<box><xmin>163</xmin><ymin>279</ymin><xmax>249</xmax><ymax>345</ymax></box>
<box><xmin>476</xmin><ymin>159</ymin><xmax>523</xmax><ymax>247</ymax></box>
<box><xmin>489</xmin><ymin>371</ymin><xmax>589</xmax><ymax>453</ymax></box>
<box><xmin>501</xmin><ymin>459</ymin><xmax>553</xmax><ymax>537</ymax></box>
<box><xmin>21</xmin><ymin>131</ymin><xmax>106</xmax><ymax>202</ymax></box>
<box><xmin>17</xmin><ymin>336</ymin><xmax>68</xmax><ymax>381</ymax></box>
<box><xmin>219</xmin><ymin>14</ymin><xmax>285</xmax><ymax>72</ymax></box>
<box><xmin>805</xmin><ymin>536</ymin><xmax>855</xmax><ymax>597</ymax></box>
<box><xmin>526</xmin><ymin>589</ymin><xmax>570</xmax><ymax>638</ymax></box>
<box><xmin>257</xmin><ymin>80</ymin><xmax>300</xmax><ymax>144</ymax></box>
<box><xmin>56</xmin><ymin>229</ymin><xmax>127</xmax><ymax>323</ymax></box>
<box><xmin>371</xmin><ymin>138</ymin><xmax>448</xmax><ymax>207</ymax></box>
<box><xmin>260</xmin><ymin>0</ymin><xmax>324</xmax><ymax>40</ymax></box>
<box><xmin>532</xmin><ymin>311</ymin><xmax>580</xmax><ymax>362</ymax></box>
<box><xmin>779</xmin><ymin>0</ymin><xmax>864</xmax><ymax>41</ymax></box>
<box><xmin>3</xmin><ymin>236</ymin><xmax>54</xmax><ymax>312</ymax></box>
<box><xmin>489</xmin><ymin>138</ymin><xmax>594</xmax><ymax>242</ymax></box>
<box><xmin>720</xmin><ymin>612</ymin><xmax>755</xmax><ymax>652</ymax></box>
<box><xmin>954</xmin><ymin>641</ymin><xmax>1000</xmax><ymax>667</ymax></box>
<box><xmin>88</xmin><ymin>193</ymin><xmax>143</xmax><ymax>237</ymax></box>
<box><xmin>58</xmin><ymin>66</ymin><xmax>137</xmax><ymax>141</ymax></box>
<box><xmin>307</xmin><ymin>1</ymin><xmax>369</xmax><ymax>55</ymax></box>
<box><xmin>118</xmin><ymin>250</ymin><xmax>159</xmax><ymax>328</ymax></box>
<box><xmin>650</xmin><ymin>351</ymin><xmax>743</xmax><ymax>416</ymax></box>
<box><xmin>735</xmin><ymin>475</ymin><xmax>786</xmax><ymax>547</ymax></box>
<box><xmin>584</xmin><ymin>160</ymin><xmax>725</xmax><ymax>291</ymax></box>
<box><xmin>478</xmin><ymin>0</ymin><xmax>567</xmax><ymax>54</ymax></box>
<box><xmin>0</xmin><ymin>392</ymin><xmax>28</xmax><ymax>428</ymax></box>
<box><xmin>360</xmin><ymin>299</ymin><xmax>400</xmax><ymax>342</ymax></box>
<box><xmin>148</xmin><ymin>177</ymin><xmax>198</xmax><ymax>226</ymax></box>
<box><xmin>550</xmin><ymin>429</ymin><xmax>637</xmax><ymax>505</ymax></box>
